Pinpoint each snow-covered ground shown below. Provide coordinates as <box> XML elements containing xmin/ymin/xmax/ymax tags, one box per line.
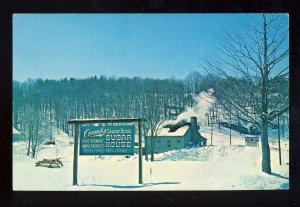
<box><xmin>13</xmin><ymin>125</ymin><xmax>289</xmax><ymax>191</ymax></box>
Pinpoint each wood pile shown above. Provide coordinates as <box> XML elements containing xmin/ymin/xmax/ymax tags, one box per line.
<box><xmin>35</xmin><ymin>158</ymin><xmax>63</xmax><ymax>168</ymax></box>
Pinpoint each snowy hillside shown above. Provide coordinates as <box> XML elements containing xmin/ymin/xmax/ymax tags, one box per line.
<box><xmin>13</xmin><ymin>125</ymin><xmax>289</xmax><ymax>191</ymax></box>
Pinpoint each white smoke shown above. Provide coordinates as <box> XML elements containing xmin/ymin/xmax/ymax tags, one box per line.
<box><xmin>165</xmin><ymin>88</ymin><xmax>216</xmax><ymax>126</ymax></box>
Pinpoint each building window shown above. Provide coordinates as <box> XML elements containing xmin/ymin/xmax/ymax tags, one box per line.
<box><xmin>167</xmin><ymin>144</ymin><xmax>171</xmax><ymax>148</ymax></box>
<box><xmin>167</xmin><ymin>140</ymin><xmax>171</xmax><ymax>143</ymax></box>
<box><xmin>177</xmin><ymin>139</ymin><xmax>181</xmax><ymax>143</ymax></box>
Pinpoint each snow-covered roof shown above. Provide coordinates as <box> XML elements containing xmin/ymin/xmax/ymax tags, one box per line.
<box><xmin>153</xmin><ymin>125</ymin><xmax>189</xmax><ymax>137</ymax></box>
<box><xmin>13</xmin><ymin>127</ymin><xmax>21</xmax><ymax>135</ymax></box>
<box><xmin>245</xmin><ymin>135</ymin><xmax>259</xmax><ymax>138</ymax></box>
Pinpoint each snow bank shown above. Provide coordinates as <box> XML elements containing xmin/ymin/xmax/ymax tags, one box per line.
<box><xmin>13</xmin><ymin>125</ymin><xmax>289</xmax><ymax>191</ymax></box>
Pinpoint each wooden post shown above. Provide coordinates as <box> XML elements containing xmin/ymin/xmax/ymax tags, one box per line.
<box><xmin>229</xmin><ymin>112</ymin><xmax>232</xmax><ymax>145</ymax></box>
<box><xmin>145</xmin><ymin>136</ymin><xmax>149</xmax><ymax>161</ymax></box>
<box><xmin>229</xmin><ymin>126</ymin><xmax>232</xmax><ymax>145</ymax></box>
<box><xmin>73</xmin><ymin>124</ymin><xmax>79</xmax><ymax>185</ymax></box>
<box><xmin>138</xmin><ymin>120</ymin><xmax>143</xmax><ymax>184</ymax></box>
<box><xmin>210</xmin><ymin>123</ymin><xmax>213</xmax><ymax>145</ymax></box>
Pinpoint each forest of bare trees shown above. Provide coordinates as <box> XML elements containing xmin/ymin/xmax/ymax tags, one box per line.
<box><xmin>13</xmin><ymin>76</ymin><xmax>192</xmax><ymax>158</ymax></box>
<box><xmin>13</xmin><ymin>71</ymin><xmax>288</xmax><ymax>161</ymax></box>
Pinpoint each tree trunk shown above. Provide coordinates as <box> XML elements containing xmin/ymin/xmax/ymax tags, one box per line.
<box><xmin>145</xmin><ymin>151</ymin><xmax>149</xmax><ymax>161</ymax></box>
<box><xmin>31</xmin><ymin>144</ymin><xmax>36</xmax><ymax>158</ymax></box>
<box><xmin>261</xmin><ymin>14</ymin><xmax>271</xmax><ymax>174</ymax></box>
<box><xmin>278</xmin><ymin>115</ymin><xmax>282</xmax><ymax>165</ymax></box>
<box><xmin>27</xmin><ymin>125</ymin><xmax>32</xmax><ymax>156</ymax></box>
<box><xmin>261</xmin><ymin>119</ymin><xmax>271</xmax><ymax>174</ymax></box>
<box><xmin>145</xmin><ymin>136</ymin><xmax>149</xmax><ymax>161</ymax></box>
<box><xmin>27</xmin><ymin>137</ymin><xmax>31</xmax><ymax>156</ymax></box>
<box><xmin>150</xmin><ymin>138</ymin><xmax>154</xmax><ymax>161</ymax></box>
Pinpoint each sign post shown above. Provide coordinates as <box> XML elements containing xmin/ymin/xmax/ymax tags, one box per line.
<box><xmin>68</xmin><ymin>118</ymin><xmax>145</xmax><ymax>186</ymax></box>
<box><xmin>138</xmin><ymin>120</ymin><xmax>142</xmax><ymax>184</ymax></box>
<box><xmin>73</xmin><ymin>124</ymin><xmax>79</xmax><ymax>186</ymax></box>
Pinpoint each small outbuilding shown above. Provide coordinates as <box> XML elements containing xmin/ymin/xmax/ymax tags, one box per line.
<box><xmin>13</xmin><ymin>127</ymin><xmax>22</xmax><ymax>142</ymax></box>
<box><xmin>245</xmin><ymin>136</ymin><xmax>259</xmax><ymax>147</ymax></box>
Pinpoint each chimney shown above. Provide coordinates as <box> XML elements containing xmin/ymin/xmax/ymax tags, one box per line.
<box><xmin>191</xmin><ymin>116</ymin><xmax>199</xmax><ymax>130</ymax></box>
<box><xmin>190</xmin><ymin>116</ymin><xmax>199</xmax><ymax>143</ymax></box>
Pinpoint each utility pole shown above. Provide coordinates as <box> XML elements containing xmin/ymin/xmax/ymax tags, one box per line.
<box><xmin>210</xmin><ymin>122</ymin><xmax>213</xmax><ymax>146</ymax></box>
<box><xmin>229</xmin><ymin>119</ymin><xmax>232</xmax><ymax>145</ymax></box>
<box><xmin>229</xmin><ymin>107</ymin><xmax>232</xmax><ymax>145</ymax></box>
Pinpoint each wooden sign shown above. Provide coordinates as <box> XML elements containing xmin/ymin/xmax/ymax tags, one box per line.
<box><xmin>79</xmin><ymin>125</ymin><xmax>135</xmax><ymax>155</ymax></box>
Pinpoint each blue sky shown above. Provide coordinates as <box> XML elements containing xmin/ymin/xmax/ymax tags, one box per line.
<box><xmin>13</xmin><ymin>14</ymin><xmax>285</xmax><ymax>81</ymax></box>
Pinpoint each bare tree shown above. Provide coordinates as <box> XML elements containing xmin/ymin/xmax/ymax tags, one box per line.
<box><xmin>145</xmin><ymin>116</ymin><xmax>166</xmax><ymax>161</ymax></box>
<box><xmin>20</xmin><ymin>104</ymin><xmax>42</xmax><ymax>158</ymax></box>
<box><xmin>143</xmin><ymin>92</ymin><xmax>167</xmax><ymax>161</ymax></box>
<box><xmin>201</xmin><ymin>14</ymin><xmax>289</xmax><ymax>174</ymax></box>
<box><xmin>185</xmin><ymin>71</ymin><xmax>203</xmax><ymax>107</ymax></box>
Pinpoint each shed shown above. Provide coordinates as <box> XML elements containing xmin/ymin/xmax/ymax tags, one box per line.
<box><xmin>245</xmin><ymin>136</ymin><xmax>259</xmax><ymax>147</ymax></box>
<box><xmin>13</xmin><ymin>127</ymin><xmax>22</xmax><ymax>142</ymax></box>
